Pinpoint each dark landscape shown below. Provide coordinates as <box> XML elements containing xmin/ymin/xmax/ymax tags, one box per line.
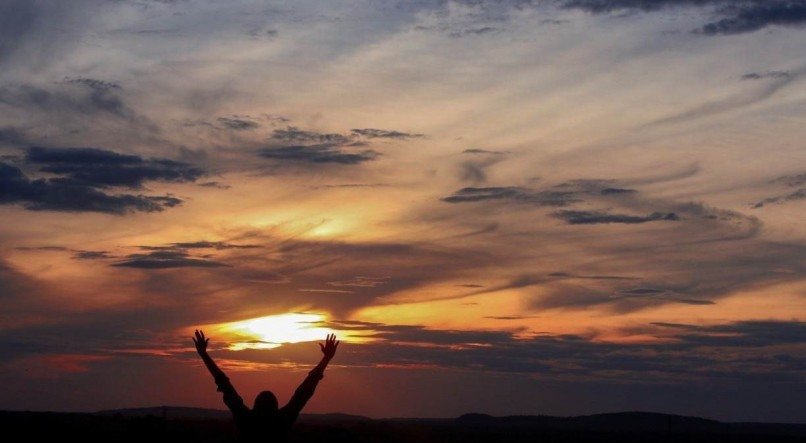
<box><xmin>3</xmin><ymin>408</ymin><xmax>803</xmax><ymax>443</ymax></box>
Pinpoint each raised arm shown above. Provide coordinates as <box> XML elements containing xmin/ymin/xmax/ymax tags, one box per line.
<box><xmin>284</xmin><ymin>333</ymin><xmax>339</xmax><ymax>414</ymax></box>
<box><xmin>193</xmin><ymin>330</ymin><xmax>249</xmax><ymax>417</ymax></box>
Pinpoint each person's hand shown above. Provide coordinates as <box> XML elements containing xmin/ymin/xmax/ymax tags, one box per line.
<box><xmin>319</xmin><ymin>333</ymin><xmax>339</xmax><ymax>360</ymax></box>
<box><xmin>193</xmin><ymin>329</ymin><xmax>210</xmax><ymax>354</ymax></box>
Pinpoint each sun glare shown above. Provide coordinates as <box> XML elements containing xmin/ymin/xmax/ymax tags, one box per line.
<box><xmin>212</xmin><ymin>312</ymin><xmax>374</xmax><ymax>351</ymax></box>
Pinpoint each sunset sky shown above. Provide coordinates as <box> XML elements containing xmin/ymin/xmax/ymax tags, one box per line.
<box><xmin>1</xmin><ymin>0</ymin><xmax>804</xmax><ymax>422</ymax></box>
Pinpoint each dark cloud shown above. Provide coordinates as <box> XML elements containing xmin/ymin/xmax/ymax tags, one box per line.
<box><xmin>558</xmin><ymin>0</ymin><xmax>806</xmax><ymax>35</ymax></box>
<box><xmin>552</xmin><ymin>210</ymin><xmax>680</xmax><ymax>224</ymax></box>
<box><xmin>599</xmin><ymin>187</ymin><xmax>637</xmax><ymax>195</ymax></box>
<box><xmin>462</xmin><ymin>148</ymin><xmax>507</xmax><ymax>155</ymax></box>
<box><xmin>0</xmin><ymin>126</ymin><xmax>29</xmax><ymax>146</ymax></box>
<box><xmin>260</xmin><ymin>126</ymin><xmax>424</xmax><ymax>165</ymax></box>
<box><xmin>13</xmin><ymin>246</ymin><xmax>68</xmax><ymax>252</ymax></box>
<box><xmin>62</xmin><ymin>77</ymin><xmax>121</xmax><ymax>91</ymax></box>
<box><xmin>741</xmin><ymin>70</ymin><xmax>792</xmax><ymax>80</ymax></box>
<box><xmin>442</xmin><ymin>179</ymin><xmax>641</xmax><ymax>205</ymax></box>
<box><xmin>449</xmin><ymin>26</ymin><xmax>499</xmax><ymax>37</ymax></box>
<box><xmin>753</xmin><ymin>187</ymin><xmax>806</xmax><ymax>208</ymax></box>
<box><xmin>457</xmin><ymin>149</ymin><xmax>508</xmax><ymax>184</ymax></box>
<box><xmin>771</xmin><ymin>173</ymin><xmax>806</xmax><ymax>187</ymax></box>
<box><xmin>259</xmin><ymin>144</ymin><xmax>379</xmax><ymax>165</ymax></box>
<box><xmin>270</xmin><ymin>127</ymin><xmax>352</xmax><ymax>145</ymax></box>
<box><xmin>0</xmin><ymin>146</ymin><xmax>204</xmax><ymax>213</ymax></box>
<box><xmin>25</xmin><ymin>146</ymin><xmax>205</xmax><ymax>189</ymax></box>
<box><xmin>0</xmin><ymin>80</ymin><xmax>134</xmax><ymax>120</ymax></box>
<box><xmin>484</xmin><ymin>315</ymin><xmax>538</xmax><ymax>320</ymax></box>
<box><xmin>0</xmin><ymin>0</ymin><xmax>37</xmax><ymax>63</ymax></box>
<box><xmin>753</xmin><ymin>172</ymin><xmax>806</xmax><ymax>207</ymax></box>
<box><xmin>620</xmin><ymin>287</ymin><xmax>666</xmax><ymax>295</ymax></box>
<box><xmin>615</xmin><ymin>287</ymin><xmax>714</xmax><ymax>305</ymax></box>
<box><xmin>699</xmin><ymin>2</ymin><xmax>806</xmax><ymax>35</ymax></box>
<box><xmin>197</xmin><ymin>181</ymin><xmax>230</xmax><ymax>189</ymax></box>
<box><xmin>246</xmin><ymin>28</ymin><xmax>279</xmax><ymax>39</ymax></box>
<box><xmin>548</xmin><ymin>272</ymin><xmax>638</xmax><ymax>280</ymax></box>
<box><xmin>166</xmin><ymin>241</ymin><xmax>261</xmax><ymax>250</ymax></box>
<box><xmin>0</xmin><ymin>162</ymin><xmax>183</xmax><ymax>214</ymax></box>
<box><xmin>261</xmin><ymin>126</ymin><xmax>388</xmax><ymax>165</ymax></box>
<box><xmin>442</xmin><ymin>186</ymin><xmax>580</xmax><ymax>206</ymax></box>
<box><xmin>72</xmin><ymin>250</ymin><xmax>113</xmax><ymax>260</ymax></box>
<box><xmin>327</xmin><ymin>276</ymin><xmax>390</xmax><ymax>288</ymax></box>
<box><xmin>112</xmin><ymin>250</ymin><xmax>228</xmax><ymax>269</ymax></box>
<box><xmin>559</xmin><ymin>0</ymin><xmax>717</xmax><ymax>14</ymax></box>
<box><xmin>350</xmin><ymin>128</ymin><xmax>424</xmax><ymax>139</ymax></box>
<box><xmin>216</xmin><ymin>117</ymin><xmax>259</xmax><ymax>130</ymax></box>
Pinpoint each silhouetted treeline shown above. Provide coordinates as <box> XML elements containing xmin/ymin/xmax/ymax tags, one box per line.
<box><xmin>2</xmin><ymin>409</ymin><xmax>803</xmax><ymax>443</ymax></box>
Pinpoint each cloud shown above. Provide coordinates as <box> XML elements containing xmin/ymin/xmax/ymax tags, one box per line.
<box><xmin>0</xmin><ymin>126</ymin><xmax>30</xmax><ymax>146</ymax></box>
<box><xmin>645</xmin><ymin>68</ymin><xmax>800</xmax><ymax>126</ymax></box>
<box><xmin>753</xmin><ymin>172</ymin><xmax>806</xmax><ymax>207</ymax></box>
<box><xmin>350</xmin><ymin>128</ymin><xmax>424</xmax><ymax>139</ymax></box>
<box><xmin>0</xmin><ymin>146</ymin><xmax>205</xmax><ymax>213</ymax></box>
<box><xmin>0</xmin><ymin>0</ymin><xmax>38</xmax><ymax>63</ymax></box>
<box><xmin>441</xmin><ymin>186</ymin><xmax>580</xmax><ymax>206</ymax></box>
<box><xmin>259</xmin><ymin>126</ymin><xmax>404</xmax><ymax>165</ymax></box>
<box><xmin>442</xmin><ymin>180</ymin><xmax>639</xmax><ymax>205</ymax></box>
<box><xmin>552</xmin><ymin>210</ymin><xmax>680</xmax><ymax>224</ymax></box>
<box><xmin>25</xmin><ymin>146</ymin><xmax>205</xmax><ymax>189</ymax></box>
<box><xmin>462</xmin><ymin>149</ymin><xmax>507</xmax><ymax>155</ymax></box>
<box><xmin>741</xmin><ymin>70</ymin><xmax>792</xmax><ymax>80</ymax></box>
<box><xmin>13</xmin><ymin>245</ymin><xmax>68</xmax><ymax>252</ymax></box>
<box><xmin>197</xmin><ymin>181</ymin><xmax>231</xmax><ymax>189</ymax></box>
<box><xmin>258</xmin><ymin>126</ymin><xmax>425</xmax><ymax>165</ymax></box>
<box><xmin>216</xmin><ymin>318</ymin><xmax>805</xmax><ymax>383</ymax></box>
<box><xmin>699</xmin><ymin>2</ymin><xmax>806</xmax><ymax>35</ymax></box>
<box><xmin>0</xmin><ymin>162</ymin><xmax>183</xmax><ymax>214</ymax></box>
<box><xmin>113</xmin><ymin>250</ymin><xmax>228</xmax><ymax>269</ymax></box>
<box><xmin>0</xmin><ymin>80</ymin><xmax>135</xmax><ymax>120</ymax></box>
<box><xmin>559</xmin><ymin>0</ymin><xmax>806</xmax><ymax>35</ymax></box>
<box><xmin>753</xmin><ymin>188</ymin><xmax>806</xmax><ymax>208</ymax></box>
<box><xmin>216</xmin><ymin>117</ymin><xmax>259</xmax><ymax>130</ymax></box>
<box><xmin>259</xmin><ymin>144</ymin><xmax>379</xmax><ymax>165</ymax></box>
<box><xmin>457</xmin><ymin>149</ymin><xmax>508</xmax><ymax>184</ymax></box>
<box><xmin>327</xmin><ymin>276</ymin><xmax>390</xmax><ymax>288</ymax></box>
<box><xmin>72</xmin><ymin>250</ymin><xmax>113</xmax><ymax>260</ymax></box>
<box><xmin>165</xmin><ymin>241</ymin><xmax>261</xmax><ymax>250</ymax></box>
<box><xmin>548</xmin><ymin>272</ymin><xmax>638</xmax><ymax>281</ymax></box>
<box><xmin>109</xmin><ymin>240</ymin><xmax>260</xmax><ymax>269</ymax></box>
<box><xmin>449</xmin><ymin>26</ymin><xmax>499</xmax><ymax>37</ymax></box>
<box><xmin>771</xmin><ymin>173</ymin><xmax>806</xmax><ymax>187</ymax></box>
<box><xmin>270</xmin><ymin>127</ymin><xmax>352</xmax><ymax>145</ymax></box>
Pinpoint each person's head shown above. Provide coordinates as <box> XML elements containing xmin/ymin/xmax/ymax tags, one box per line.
<box><xmin>253</xmin><ymin>390</ymin><xmax>278</xmax><ymax>414</ymax></box>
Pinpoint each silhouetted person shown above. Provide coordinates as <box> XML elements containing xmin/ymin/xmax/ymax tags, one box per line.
<box><xmin>193</xmin><ymin>330</ymin><xmax>339</xmax><ymax>442</ymax></box>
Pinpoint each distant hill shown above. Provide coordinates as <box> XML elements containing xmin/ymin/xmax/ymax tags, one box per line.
<box><xmin>454</xmin><ymin>411</ymin><xmax>806</xmax><ymax>436</ymax></box>
<box><xmin>96</xmin><ymin>406</ymin><xmax>231</xmax><ymax>420</ymax></box>
<box><xmin>96</xmin><ymin>406</ymin><xmax>371</xmax><ymax>422</ymax></box>
<box><xmin>2</xmin><ymin>408</ymin><xmax>803</xmax><ymax>442</ymax></box>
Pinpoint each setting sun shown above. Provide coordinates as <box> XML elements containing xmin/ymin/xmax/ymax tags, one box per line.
<box><xmin>211</xmin><ymin>313</ymin><xmax>372</xmax><ymax>350</ymax></box>
<box><xmin>217</xmin><ymin>313</ymin><xmax>335</xmax><ymax>350</ymax></box>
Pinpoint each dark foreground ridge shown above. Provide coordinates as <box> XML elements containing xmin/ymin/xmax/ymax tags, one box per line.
<box><xmin>2</xmin><ymin>408</ymin><xmax>803</xmax><ymax>442</ymax></box>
